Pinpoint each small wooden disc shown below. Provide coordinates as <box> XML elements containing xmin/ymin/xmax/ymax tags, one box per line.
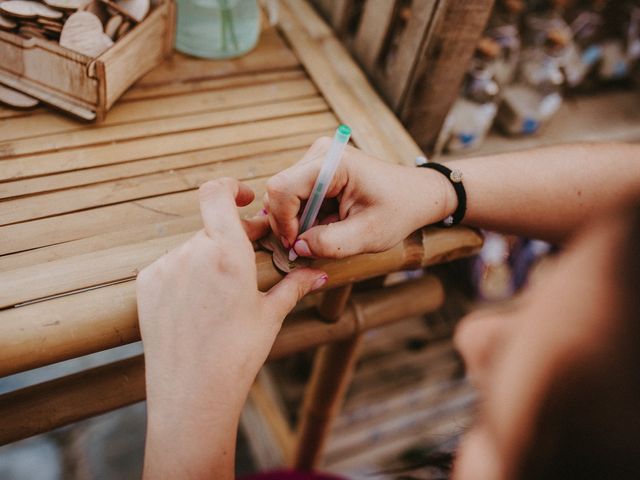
<box><xmin>0</xmin><ymin>1</ymin><xmax>41</xmax><ymax>19</ymax></box>
<box><xmin>0</xmin><ymin>13</ymin><xmax>18</xmax><ymax>29</ymax></box>
<box><xmin>38</xmin><ymin>17</ymin><xmax>64</xmax><ymax>27</ymax></box>
<box><xmin>114</xmin><ymin>18</ymin><xmax>129</xmax><ymax>39</ymax></box>
<box><xmin>35</xmin><ymin>3</ymin><xmax>64</xmax><ymax>19</ymax></box>
<box><xmin>104</xmin><ymin>12</ymin><xmax>121</xmax><ymax>38</ymax></box>
<box><xmin>98</xmin><ymin>0</ymin><xmax>146</xmax><ymax>23</ymax></box>
<box><xmin>0</xmin><ymin>84</ymin><xmax>39</xmax><ymax>109</ymax></box>
<box><xmin>44</xmin><ymin>0</ymin><xmax>91</xmax><ymax>12</ymax></box>
<box><xmin>39</xmin><ymin>21</ymin><xmax>62</xmax><ymax>31</ymax></box>
<box><xmin>115</xmin><ymin>0</ymin><xmax>147</xmax><ymax>22</ymax></box>
<box><xmin>18</xmin><ymin>24</ymin><xmax>47</xmax><ymax>38</ymax></box>
<box><xmin>59</xmin><ymin>10</ymin><xmax>113</xmax><ymax>57</ymax></box>
<box><xmin>259</xmin><ymin>233</ymin><xmax>311</xmax><ymax>274</ymax></box>
<box><xmin>0</xmin><ymin>0</ymin><xmax>65</xmax><ymax>20</ymax></box>
<box><xmin>82</xmin><ymin>0</ymin><xmax>109</xmax><ymax>23</ymax></box>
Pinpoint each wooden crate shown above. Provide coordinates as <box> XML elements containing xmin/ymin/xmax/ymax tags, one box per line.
<box><xmin>309</xmin><ymin>0</ymin><xmax>495</xmax><ymax>155</ymax></box>
<box><xmin>0</xmin><ymin>1</ymin><xmax>175</xmax><ymax>121</ymax></box>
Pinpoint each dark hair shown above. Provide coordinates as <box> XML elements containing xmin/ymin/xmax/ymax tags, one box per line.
<box><xmin>514</xmin><ymin>199</ymin><xmax>640</xmax><ymax>480</ymax></box>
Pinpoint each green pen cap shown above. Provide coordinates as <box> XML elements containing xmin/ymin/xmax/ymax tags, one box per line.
<box><xmin>336</xmin><ymin>124</ymin><xmax>351</xmax><ymax>143</ymax></box>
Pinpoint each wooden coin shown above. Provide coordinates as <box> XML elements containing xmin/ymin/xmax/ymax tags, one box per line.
<box><xmin>35</xmin><ymin>3</ymin><xmax>64</xmax><ymax>20</ymax></box>
<box><xmin>104</xmin><ymin>12</ymin><xmax>121</xmax><ymax>38</ymax></box>
<box><xmin>115</xmin><ymin>0</ymin><xmax>147</xmax><ymax>22</ymax></box>
<box><xmin>0</xmin><ymin>0</ymin><xmax>65</xmax><ymax>20</ymax></box>
<box><xmin>0</xmin><ymin>1</ymin><xmax>40</xmax><ymax>18</ymax></box>
<box><xmin>39</xmin><ymin>21</ymin><xmax>62</xmax><ymax>31</ymax></box>
<box><xmin>98</xmin><ymin>0</ymin><xmax>146</xmax><ymax>23</ymax></box>
<box><xmin>59</xmin><ymin>10</ymin><xmax>113</xmax><ymax>57</ymax></box>
<box><xmin>114</xmin><ymin>18</ymin><xmax>129</xmax><ymax>39</ymax></box>
<box><xmin>18</xmin><ymin>24</ymin><xmax>47</xmax><ymax>38</ymax></box>
<box><xmin>0</xmin><ymin>84</ymin><xmax>39</xmax><ymax>109</ymax></box>
<box><xmin>259</xmin><ymin>233</ymin><xmax>311</xmax><ymax>274</ymax></box>
<box><xmin>0</xmin><ymin>13</ymin><xmax>18</xmax><ymax>29</ymax></box>
<box><xmin>38</xmin><ymin>17</ymin><xmax>64</xmax><ymax>27</ymax></box>
<box><xmin>82</xmin><ymin>0</ymin><xmax>109</xmax><ymax>23</ymax></box>
<box><xmin>44</xmin><ymin>0</ymin><xmax>91</xmax><ymax>12</ymax></box>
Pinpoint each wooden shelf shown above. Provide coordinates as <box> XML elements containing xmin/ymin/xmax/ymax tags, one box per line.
<box><xmin>444</xmin><ymin>89</ymin><xmax>640</xmax><ymax>159</ymax></box>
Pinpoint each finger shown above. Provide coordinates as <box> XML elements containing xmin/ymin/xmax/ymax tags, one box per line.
<box><xmin>267</xmin><ymin>156</ymin><xmax>347</xmax><ymax>248</ymax></box>
<box><xmin>293</xmin><ymin>212</ymin><xmax>377</xmax><ymax>259</ymax></box>
<box><xmin>318</xmin><ymin>212</ymin><xmax>340</xmax><ymax>226</ymax></box>
<box><xmin>236</xmin><ymin>186</ymin><xmax>255</xmax><ymax>207</ymax></box>
<box><xmin>264</xmin><ymin>268</ymin><xmax>328</xmax><ymax>322</ymax></box>
<box><xmin>198</xmin><ymin>178</ymin><xmax>251</xmax><ymax>239</ymax></box>
<box><xmin>242</xmin><ymin>213</ymin><xmax>270</xmax><ymax>241</ymax></box>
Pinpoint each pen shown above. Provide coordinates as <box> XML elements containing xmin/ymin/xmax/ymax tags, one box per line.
<box><xmin>289</xmin><ymin>124</ymin><xmax>352</xmax><ymax>262</ymax></box>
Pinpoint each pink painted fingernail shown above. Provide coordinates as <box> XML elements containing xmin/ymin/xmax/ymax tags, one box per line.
<box><xmin>312</xmin><ymin>274</ymin><xmax>328</xmax><ymax>291</ymax></box>
<box><xmin>259</xmin><ymin>208</ymin><xmax>268</xmax><ymax>216</ymax></box>
<box><xmin>280</xmin><ymin>236</ymin><xmax>290</xmax><ymax>248</ymax></box>
<box><xmin>294</xmin><ymin>239</ymin><xmax>312</xmax><ymax>257</ymax></box>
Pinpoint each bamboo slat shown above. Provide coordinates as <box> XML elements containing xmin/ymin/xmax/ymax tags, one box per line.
<box><xmin>0</xmin><ymin>96</ymin><xmax>327</xmax><ymax>165</ymax></box>
<box><xmin>0</xmin><ymin>147</ymin><xmax>308</xmax><ymax>226</ymax></box>
<box><xmin>0</xmin><ymin>111</ymin><xmax>335</xmax><ymax>180</ymax></box>
<box><xmin>400</xmin><ymin>0</ymin><xmax>495</xmax><ymax>153</ymax></box>
<box><xmin>0</xmin><ymin>79</ymin><xmax>324</xmax><ymax>153</ymax></box>
<box><xmin>136</xmin><ymin>29</ymin><xmax>299</xmax><ymax>87</ymax></box>
<box><xmin>0</xmin><ymin>227</ymin><xmax>482</xmax><ymax>378</ymax></box>
<box><xmin>0</xmin><ymin>71</ymin><xmax>308</xmax><ymax>143</ymax></box>
<box><xmin>0</xmin><ymin>215</ymin><xmax>202</xmax><ymax>272</ymax></box>
<box><xmin>278</xmin><ymin>0</ymin><xmax>423</xmax><ymax>165</ymax></box>
<box><xmin>0</xmin><ymin>276</ymin><xmax>445</xmax><ymax>445</ymax></box>
<box><xmin>248</xmin><ymin>370</ymin><xmax>297</xmax><ymax>465</ymax></box>
<box><xmin>121</xmin><ymin>69</ymin><xmax>305</xmax><ymax>102</ymax></box>
<box><xmin>0</xmin><ymin>130</ymin><xmax>330</xmax><ymax>200</ymax></box>
<box><xmin>351</xmin><ymin>0</ymin><xmax>397</xmax><ymax>73</ymax></box>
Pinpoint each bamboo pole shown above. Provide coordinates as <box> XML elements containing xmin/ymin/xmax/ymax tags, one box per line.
<box><xmin>292</xmin><ymin>283</ymin><xmax>357</xmax><ymax>469</ymax></box>
<box><xmin>0</xmin><ymin>226</ymin><xmax>482</xmax><ymax>378</ymax></box>
<box><xmin>278</xmin><ymin>0</ymin><xmax>423</xmax><ymax>165</ymax></box>
<box><xmin>293</xmin><ymin>335</ymin><xmax>363</xmax><ymax>470</ymax></box>
<box><xmin>0</xmin><ymin>275</ymin><xmax>444</xmax><ymax>446</ymax></box>
<box><xmin>317</xmin><ymin>284</ymin><xmax>353</xmax><ymax>322</ymax></box>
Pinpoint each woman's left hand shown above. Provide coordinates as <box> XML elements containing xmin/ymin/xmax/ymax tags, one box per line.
<box><xmin>137</xmin><ymin>178</ymin><xmax>327</xmax><ymax>479</ymax></box>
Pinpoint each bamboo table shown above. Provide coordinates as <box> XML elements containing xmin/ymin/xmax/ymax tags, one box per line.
<box><xmin>0</xmin><ymin>0</ymin><xmax>482</xmax><ymax>469</ymax></box>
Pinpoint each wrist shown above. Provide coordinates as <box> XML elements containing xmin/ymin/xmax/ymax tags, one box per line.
<box><xmin>416</xmin><ymin>166</ymin><xmax>459</xmax><ymax>226</ymax></box>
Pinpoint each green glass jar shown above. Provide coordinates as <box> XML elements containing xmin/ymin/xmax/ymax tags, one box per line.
<box><xmin>175</xmin><ymin>0</ymin><xmax>260</xmax><ymax>59</ymax></box>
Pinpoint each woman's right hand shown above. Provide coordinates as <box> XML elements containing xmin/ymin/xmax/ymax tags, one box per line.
<box><xmin>265</xmin><ymin>137</ymin><xmax>457</xmax><ymax>259</ymax></box>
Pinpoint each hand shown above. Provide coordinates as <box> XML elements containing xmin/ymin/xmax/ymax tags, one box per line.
<box><xmin>264</xmin><ymin>138</ymin><xmax>457</xmax><ymax>259</ymax></box>
<box><xmin>137</xmin><ymin>178</ymin><xmax>327</xmax><ymax>479</ymax></box>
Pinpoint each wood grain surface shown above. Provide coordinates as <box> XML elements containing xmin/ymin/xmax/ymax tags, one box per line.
<box><xmin>0</xmin><ymin>18</ymin><xmax>483</xmax><ymax>447</ymax></box>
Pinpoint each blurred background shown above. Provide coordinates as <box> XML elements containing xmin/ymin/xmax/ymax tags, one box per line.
<box><xmin>1</xmin><ymin>0</ymin><xmax>638</xmax><ymax>478</ymax></box>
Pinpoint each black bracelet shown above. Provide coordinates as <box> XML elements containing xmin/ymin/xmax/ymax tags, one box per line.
<box><xmin>417</xmin><ymin>161</ymin><xmax>467</xmax><ymax>227</ymax></box>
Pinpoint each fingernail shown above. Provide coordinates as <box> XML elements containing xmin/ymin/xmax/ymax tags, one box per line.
<box><xmin>259</xmin><ymin>208</ymin><xmax>268</xmax><ymax>216</ymax></box>
<box><xmin>280</xmin><ymin>236</ymin><xmax>290</xmax><ymax>248</ymax></box>
<box><xmin>312</xmin><ymin>274</ymin><xmax>328</xmax><ymax>291</ymax></box>
<box><xmin>293</xmin><ymin>239</ymin><xmax>312</xmax><ymax>257</ymax></box>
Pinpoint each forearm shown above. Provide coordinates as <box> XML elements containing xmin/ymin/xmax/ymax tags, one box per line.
<box><xmin>143</xmin><ymin>394</ymin><xmax>242</xmax><ymax>480</ymax></box>
<box><xmin>443</xmin><ymin>143</ymin><xmax>640</xmax><ymax>243</ymax></box>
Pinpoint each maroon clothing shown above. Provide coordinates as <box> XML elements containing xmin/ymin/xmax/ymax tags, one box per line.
<box><xmin>240</xmin><ymin>471</ymin><xmax>346</xmax><ymax>480</ymax></box>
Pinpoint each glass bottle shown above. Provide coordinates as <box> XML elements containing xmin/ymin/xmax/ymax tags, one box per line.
<box><xmin>436</xmin><ymin>38</ymin><xmax>500</xmax><ymax>153</ymax></box>
<box><xmin>175</xmin><ymin>0</ymin><xmax>260</xmax><ymax>59</ymax></box>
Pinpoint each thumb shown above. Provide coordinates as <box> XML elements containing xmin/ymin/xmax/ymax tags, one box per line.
<box><xmin>296</xmin><ymin>212</ymin><xmax>375</xmax><ymax>259</ymax></box>
<box><xmin>264</xmin><ymin>269</ymin><xmax>328</xmax><ymax>322</ymax></box>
